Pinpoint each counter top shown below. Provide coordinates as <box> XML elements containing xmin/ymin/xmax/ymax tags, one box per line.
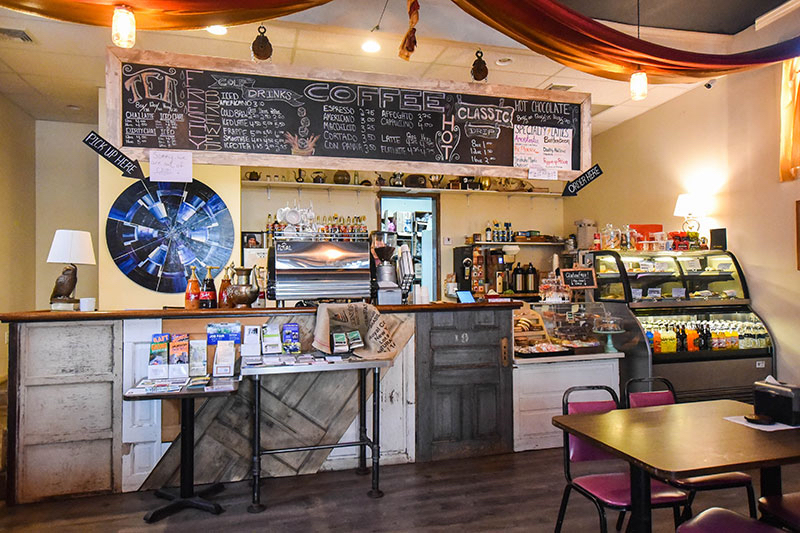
<box><xmin>514</xmin><ymin>352</ymin><xmax>624</xmax><ymax>365</ymax></box>
<box><xmin>0</xmin><ymin>301</ymin><xmax>522</xmax><ymax>323</ymax></box>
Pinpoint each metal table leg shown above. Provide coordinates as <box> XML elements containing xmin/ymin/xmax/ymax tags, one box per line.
<box><xmin>248</xmin><ymin>375</ymin><xmax>266</xmax><ymax>513</ymax></box>
<box><xmin>356</xmin><ymin>368</ymin><xmax>369</xmax><ymax>475</ymax></box>
<box><xmin>143</xmin><ymin>397</ymin><xmax>224</xmax><ymax>523</ymax></box>
<box><xmin>761</xmin><ymin>466</ymin><xmax>782</xmax><ymax>498</ymax></box>
<box><xmin>629</xmin><ymin>464</ymin><xmax>652</xmax><ymax>533</ymax></box>
<box><xmin>368</xmin><ymin>366</ymin><xmax>384</xmax><ymax>498</ymax></box>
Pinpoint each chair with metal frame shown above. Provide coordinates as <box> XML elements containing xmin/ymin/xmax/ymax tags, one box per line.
<box><xmin>555</xmin><ymin>385</ymin><xmax>689</xmax><ymax>533</ymax></box>
<box><xmin>757</xmin><ymin>491</ymin><xmax>800</xmax><ymax>531</ymax></box>
<box><xmin>676</xmin><ymin>507</ymin><xmax>782</xmax><ymax>532</ymax></box>
<box><xmin>624</xmin><ymin>377</ymin><xmax>757</xmax><ymax>520</ymax></box>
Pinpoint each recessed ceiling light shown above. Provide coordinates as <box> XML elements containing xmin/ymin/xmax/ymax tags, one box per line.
<box><xmin>361</xmin><ymin>39</ymin><xmax>381</xmax><ymax>53</ymax></box>
<box><xmin>206</xmin><ymin>25</ymin><xmax>227</xmax><ymax>36</ymax></box>
<box><xmin>66</xmin><ymin>104</ymin><xmax>81</xmax><ymax>111</ymax></box>
<box><xmin>495</xmin><ymin>57</ymin><xmax>513</xmax><ymax>66</ymax></box>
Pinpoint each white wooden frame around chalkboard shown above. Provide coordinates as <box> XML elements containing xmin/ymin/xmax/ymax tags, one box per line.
<box><xmin>106</xmin><ymin>47</ymin><xmax>591</xmax><ymax>180</ymax></box>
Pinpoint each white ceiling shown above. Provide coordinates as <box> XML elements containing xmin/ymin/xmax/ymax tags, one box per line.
<box><xmin>0</xmin><ymin>0</ymin><xmax>776</xmax><ymax>133</ymax></box>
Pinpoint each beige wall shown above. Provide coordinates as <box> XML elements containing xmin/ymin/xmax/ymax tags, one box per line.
<box><xmin>241</xmin><ymin>167</ymin><xmax>567</xmax><ymax>299</ymax></box>
<box><xmin>98</xmin><ymin>160</ymin><xmax>241</xmax><ymax>310</ymax></box>
<box><xmin>565</xmin><ymin>64</ymin><xmax>800</xmax><ymax>383</ymax></box>
<box><xmin>0</xmin><ymin>94</ymin><xmax>36</xmax><ymax>381</ymax></box>
<box><xmin>35</xmin><ymin>121</ymin><xmax>99</xmax><ymax>309</ymax></box>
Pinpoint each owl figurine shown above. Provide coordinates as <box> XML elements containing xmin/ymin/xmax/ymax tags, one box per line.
<box><xmin>50</xmin><ymin>264</ymin><xmax>78</xmax><ymax>302</ymax></box>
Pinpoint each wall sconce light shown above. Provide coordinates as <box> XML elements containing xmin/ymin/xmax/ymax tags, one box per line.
<box><xmin>673</xmin><ymin>193</ymin><xmax>706</xmax><ymax>232</ymax></box>
<box><xmin>471</xmin><ymin>50</ymin><xmax>488</xmax><ymax>81</ymax></box>
<box><xmin>111</xmin><ymin>6</ymin><xmax>136</xmax><ymax>49</ymax></box>
<box><xmin>206</xmin><ymin>25</ymin><xmax>228</xmax><ymax>36</ymax></box>
<box><xmin>252</xmin><ymin>24</ymin><xmax>273</xmax><ymax>61</ymax></box>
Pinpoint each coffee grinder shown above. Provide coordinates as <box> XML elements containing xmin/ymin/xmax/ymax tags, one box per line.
<box><xmin>370</xmin><ymin>231</ymin><xmax>402</xmax><ymax>305</ymax></box>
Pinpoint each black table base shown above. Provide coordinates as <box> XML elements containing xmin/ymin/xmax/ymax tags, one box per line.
<box><xmin>248</xmin><ymin>366</ymin><xmax>384</xmax><ymax>513</ymax></box>
<box><xmin>145</xmin><ymin>397</ymin><xmax>226</xmax><ymax>523</ymax></box>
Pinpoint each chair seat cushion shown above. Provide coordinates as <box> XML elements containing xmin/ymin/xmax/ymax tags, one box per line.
<box><xmin>758</xmin><ymin>492</ymin><xmax>800</xmax><ymax>528</ymax></box>
<box><xmin>672</xmin><ymin>471</ymin><xmax>752</xmax><ymax>489</ymax></box>
<box><xmin>677</xmin><ymin>507</ymin><xmax>782</xmax><ymax>532</ymax></box>
<box><xmin>573</xmin><ymin>472</ymin><xmax>687</xmax><ymax>508</ymax></box>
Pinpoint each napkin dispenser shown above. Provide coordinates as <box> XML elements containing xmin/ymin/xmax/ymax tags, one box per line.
<box><xmin>754</xmin><ymin>380</ymin><xmax>800</xmax><ymax>426</ymax></box>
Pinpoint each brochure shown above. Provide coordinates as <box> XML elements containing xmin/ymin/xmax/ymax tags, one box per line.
<box><xmin>168</xmin><ymin>333</ymin><xmax>189</xmax><ymax>379</ymax></box>
<box><xmin>148</xmin><ymin>333</ymin><xmax>170</xmax><ymax>379</ymax></box>
<box><xmin>189</xmin><ymin>339</ymin><xmax>208</xmax><ymax>377</ymax></box>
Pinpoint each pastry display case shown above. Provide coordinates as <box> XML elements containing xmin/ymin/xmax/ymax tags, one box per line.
<box><xmin>513</xmin><ymin>302</ymin><xmax>608</xmax><ymax>358</ymax></box>
<box><xmin>587</xmin><ymin>249</ymin><xmax>773</xmax><ymax>402</ymax></box>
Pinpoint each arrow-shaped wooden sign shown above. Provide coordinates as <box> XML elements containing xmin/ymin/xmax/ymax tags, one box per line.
<box><xmin>562</xmin><ymin>164</ymin><xmax>602</xmax><ymax>197</ymax></box>
<box><xmin>82</xmin><ymin>131</ymin><xmax>145</xmax><ymax>180</ymax></box>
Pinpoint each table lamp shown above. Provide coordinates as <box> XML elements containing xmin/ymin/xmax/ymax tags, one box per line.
<box><xmin>673</xmin><ymin>194</ymin><xmax>705</xmax><ymax>232</ymax></box>
<box><xmin>47</xmin><ymin>229</ymin><xmax>96</xmax><ymax>310</ymax></box>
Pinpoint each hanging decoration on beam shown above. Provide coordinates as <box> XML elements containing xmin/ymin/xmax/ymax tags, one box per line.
<box><xmin>398</xmin><ymin>0</ymin><xmax>419</xmax><ymax>61</ymax></box>
<box><xmin>251</xmin><ymin>24</ymin><xmax>273</xmax><ymax>61</ymax></box>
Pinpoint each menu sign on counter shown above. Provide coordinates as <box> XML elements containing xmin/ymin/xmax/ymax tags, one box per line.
<box><xmin>561</xmin><ymin>268</ymin><xmax>597</xmax><ymax>289</ymax></box>
<box><xmin>115</xmin><ymin>55</ymin><xmax>585</xmax><ymax>174</ymax></box>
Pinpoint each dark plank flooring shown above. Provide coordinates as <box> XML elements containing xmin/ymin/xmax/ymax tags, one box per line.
<box><xmin>1</xmin><ymin>448</ymin><xmax>798</xmax><ymax>532</ymax></box>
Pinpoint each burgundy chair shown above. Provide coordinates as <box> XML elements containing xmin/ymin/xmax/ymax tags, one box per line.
<box><xmin>676</xmin><ymin>507</ymin><xmax>783</xmax><ymax>532</ymax></box>
<box><xmin>758</xmin><ymin>492</ymin><xmax>800</xmax><ymax>531</ymax></box>
<box><xmin>555</xmin><ymin>385</ymin><xmax>689</xmax><ymax>533</ymax></box>
<box><xmin>624</xmin><ymin>377</ymin><xmax>757</xmax><ymax>520</ymax></box>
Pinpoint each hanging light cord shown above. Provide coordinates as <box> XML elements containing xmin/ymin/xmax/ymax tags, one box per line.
<box><xmin>637</xmin><ymin>0</ymin><xmax>641</xmax><ymax>40</ymax></box>
<box><xmin>372</xmin><ymin>0</ymin><xmax>390</xmax><ymax>32</ymax></box>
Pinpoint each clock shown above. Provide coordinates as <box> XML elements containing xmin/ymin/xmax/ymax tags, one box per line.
<box><xmin>106</xmin><ymin>179</ymin><xmax>234</xmax><ymax>293</ymax></box>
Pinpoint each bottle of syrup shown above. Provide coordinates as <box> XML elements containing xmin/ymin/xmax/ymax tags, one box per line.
<box><xmin>199</xmin><ymin>266</ymin><xmax>219</xmax><ymax>309</ymax></box>
<box><xmin>185</xmin><ymin>266</ymin><xmax>201</xmax><ymax>309</ymax></box>
<box><xmin>217</xmin><ymin>264</ymin><xmax>232</xmax><ymax>309</ymax></box>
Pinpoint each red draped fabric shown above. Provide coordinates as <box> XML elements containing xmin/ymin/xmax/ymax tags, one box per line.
<box><xmin>451</xmin><ymin>0</ymin><xmax>800</xmax><ymax>82</ymax></box>
<box><xmin>1</xmin><ymin>0</ymin><xmax>799</xmax><ymax>81</ymax></box>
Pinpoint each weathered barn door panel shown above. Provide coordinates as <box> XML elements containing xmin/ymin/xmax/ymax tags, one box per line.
<box><xmin>416</xmin><ymin>309</ymin><xmax>513</xmax><ymax>462</ymax></box>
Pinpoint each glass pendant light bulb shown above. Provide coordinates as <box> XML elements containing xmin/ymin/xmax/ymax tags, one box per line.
<box><xmin>630</xmin><ymin>70</ymin><xmax>648</xmax><ymax>101</ymax></box>
<box><xmin>112</xmin><ymin>6</ymin><xmax>136</xmax><ymax>48</ymax></box>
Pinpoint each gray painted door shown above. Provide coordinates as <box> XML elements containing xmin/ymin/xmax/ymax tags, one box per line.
<box><xmin>415</xmin><ymin>308</ymin><xmax>513</xmax><ymax>461</ymax></box>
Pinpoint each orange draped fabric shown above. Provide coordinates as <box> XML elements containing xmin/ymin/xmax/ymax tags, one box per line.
<box><xmin>2</xmin><ymin>0</ymin><xmax>800</xmax><ymax>82</ymax></box>
<box><xmin>780</xmin><ymin>58</ymin><xmax>800</xmax><ymax>182</ymax></box>
<box><xmin>0</xmin><ymin>0</ymin><xmax>332</xmax><ymax>30</ymax></box>
<box><xmin>451</xmin><ymin>0</ymin><xmax>800</xmax><ymax>83</ymax></box>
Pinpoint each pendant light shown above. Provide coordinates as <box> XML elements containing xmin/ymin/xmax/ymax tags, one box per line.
<box><xmin>111</xmin><ymin>6</ymin><xmax>136</xmax><ymax>48</ymax></box>
<box><xmin>630</xmin><ymin>0</ymin><xmax>647</xmax><ymax>101</ymax></box>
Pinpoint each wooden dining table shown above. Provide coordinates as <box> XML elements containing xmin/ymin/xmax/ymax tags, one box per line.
<box><xmin>552</xmin><ymin>399</ymin><xmax>800</xmax><ymax>533</ymax></box>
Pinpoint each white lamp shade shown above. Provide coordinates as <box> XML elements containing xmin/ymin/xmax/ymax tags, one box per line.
<box><xmin>673</xmin><ymin>194</ymin><xmax>707</xmax><ymax>218</ymax></box>
<box><xmin>47</xmin><ymin>230</ymin><xmax>96</xmax><ymax>265</ymax></box>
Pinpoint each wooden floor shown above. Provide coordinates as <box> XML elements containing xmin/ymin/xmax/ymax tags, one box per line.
<box><xmin>1</xmin><ymin>448</ymin><xmax>798</xmax><ymax>533</ymax></box>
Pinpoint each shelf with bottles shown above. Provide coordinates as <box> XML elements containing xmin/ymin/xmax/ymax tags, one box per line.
<box><xmin>240</xmin><ymin>178</ymin><xmax>564</xmax><ymax>197</ymax></box>
<box><xmin>639</xmin><ymin>312</ymin><xmax>771</xmax><ymax>363</ymax></box>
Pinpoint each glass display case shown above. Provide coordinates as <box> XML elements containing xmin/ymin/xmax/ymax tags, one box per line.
<box><xmin>513</xmin><ymin>302</ymin><xmax>609</xmax><ymax>357</ymax></box>
<box><xmin>588</xmin><ymin>249</ymin><xmax>772</xmax><ymax>402</ymax></box>
<box><xmin>592</xmin><ymin>250</ymin><xmax>747</xmax><ymax>305</ymax></box>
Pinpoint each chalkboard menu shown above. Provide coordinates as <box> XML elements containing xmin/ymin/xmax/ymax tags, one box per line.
<box><xmin>120</xmin><ymin>62</ymin><xmax>582</xmax><ymax>170</ymax></box>
<box><xmin>560</xmin><ymin>268</ymin><xmax>597</xmax><ymax>289</ymax></box>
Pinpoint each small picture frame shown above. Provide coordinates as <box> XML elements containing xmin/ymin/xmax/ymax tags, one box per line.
<box><xmin>242</xmin><ymin>231</ymin><xmax>264</xmax><ymax>249</ymax></box>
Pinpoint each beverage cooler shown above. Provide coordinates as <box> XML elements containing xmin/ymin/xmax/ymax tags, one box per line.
<box><xmin>589</xmin><ymin>249</ymin><xmax>774</xmax><ymax>402</ymax></box>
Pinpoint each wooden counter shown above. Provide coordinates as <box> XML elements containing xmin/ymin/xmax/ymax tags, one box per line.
<box><xmin>0</xmin><ymin>301</ymin><xmax>521</xmax><ymax>323</ymax></box>
<box><xmin>3</xmin><ymin>301</ymin><xmax>520</xmax><ymax>504</ymax></box>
